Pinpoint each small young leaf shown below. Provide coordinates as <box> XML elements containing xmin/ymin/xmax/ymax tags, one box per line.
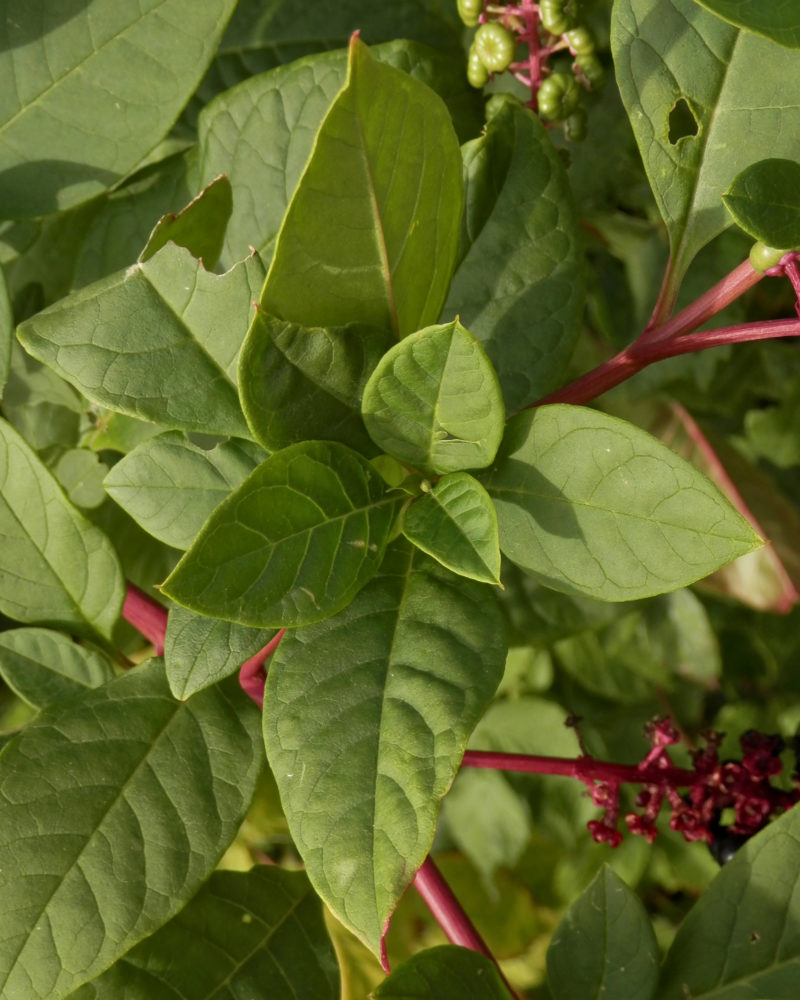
<box><xmin>0</xmin><ymin>628</ymin><xmax>114</xmax><ymax>709</ymax></box>
<box><xmin>689</xmin><ymin>0</ymin><xmax>800</xmax><ymax>49</ymax></box>
<box><xmin>547</xmin><ymin>866</ymin><xmax>659</xmax><ymax>1000</ymax></box>
<box><xmin>262</xmin><ymin>37</ymin><xmax>463</xmax><ymax>337</ymax></box>
<box><xmin>373</xmin><ymin>945</ymin><xmax>513</xmax><ymax>999</ymax></box>
<box><xmin>18</xmin><ymin>245</ymin><xmax>264</xmax><ymax>438</ymax></box>
<box><xmin>402</xmin><ymin>472</ymin><xmax>501</xmax><ymax>585</ymax></box>
<box><xmin>484</xmin><ymin>406</ymin><xmax>762</xmax><ymax>602</ymax></box>
<box><xmin>264</xmin><ymin>541</ymin><xmax>506</xmax><ymax>956</ymax></box>
<box><xmin>162</xmin><ymin>440</ymin><xmax>401</xmax><ymax>627</ymax></box>
<box><xmin>723</xmin><ymin>159</ymin><xmax>800</xmax><ymax>250</ymax></box>
<box><xmin>164</xmin><ymin>604</ymin><xmax>275</xmax><ymax>699</ymax></box>
<box><xmin>0</xmin><ymin>417</ymin><xmax>124</xmax><ymax>640</ymax></box>
<box><xmin>139</xmin><ymin>174</ymin><xmax>234</xmax><ymax>268</ymax></box>
<box><xmin>68</xmin><ymin>867</ymin><xmax>340</xmax><ymax>1000</ymax></box>
<box><xmin>239</xmin><ymin>311</ymin><xmax>392</xmax><ymax>452</ymax></box>
<box><xmin>362</xmin><ymin>320</ymin><xmax>505</xmax><ymax>475</ymax></box>
<box><xmin>0</xmin><ymin>661</ymin><xmax>262</xmax><ymax>1000</ymax></box>
<box><xmin>103</xmin><ymin>432</ymin><xmax>266</xmax><ymax>550</ymax></box>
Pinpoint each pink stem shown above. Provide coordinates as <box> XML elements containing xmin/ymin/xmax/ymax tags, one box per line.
<box><xmin>463</xmin><ymin>750</ymin><xmax>696</xmax><ymax>786</ymax></box>
<box><xmin>122</xmin><ymin>583</ymin><xmax>167</xmax><ymax>655</ymax></box>
<box><xmin>239</xmin><ymin>629</ymin><xmax>286</xmax><ymax>708</ymax></box>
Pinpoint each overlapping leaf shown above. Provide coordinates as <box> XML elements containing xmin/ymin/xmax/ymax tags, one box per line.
<box><xmin>483</xmin><ymin>406</ymin><xmax>761</xmax><ymax>601</ymax></box>
<box><xmin>162</xmin><ymin>440</ymin><xmax>401</xmax><ymax>627</ymax></box>
<box><xmin>0</xmin><ymin>417</ymin><xmax>124</xmax><ymax>639</ymax></box>
<box><xmin>139</xmin><ymin>175</ymin><xmax>233</xmax><ymax>269</ymax></box>
<box><xmin>723</xmin><ymin>159</ymin><xmax>800</xmax><ymax>249</ymax></box>
<box><xmin>690</xmin><ymin>0</ymin><xmax>800</xmax><ymax>48</ymax></box>
<box><xmin>0</xmin><ymin>0</ymin><xmax>237</xmax><ymax>218</ymax></box>
<box><xmin>374</xmin><ymin>945</ymin><xmax>512</xmax><ymax>999</ymax></box>
<box><xmin>362</xmin><ymin>320</ymin><xmax>505</xmax><ymax>474</ymax></box>
<box><xmin>18</xmin><ymin>245</ymin><xmax>264</xmax><ymax>437</ymax></box>
<box><xmin>0</xmin><ymin>661</ymin><xmax>262</xmax><ymax>1000</ymax></box>
<box><xmin>264</xmin><ymin>541</ymin><xmax>506</xmax><ymax>954</ymax></box>
<box><xmin>104</xmin><ymin>432</ymin><xmax>266</xmax><ymax>550</ymax></box>
<box><xmin>612</xmin><ymin>0</ymin><xmax>800</xmax><ymax>287</ymax></box>
<box><xmin>547</xmin><ymin>866</ymin><xmax>659</xmax><ymax>1000</ymax></box>
<box><xmin>0</xmin><ymin>268</ymin><xmax>11</xmax><ymax>394</ymax></box>
<box><xmin>442</xmin><ymin>95</ymin><xmax>584</xmax><ymax>411</ymax></box>
<box><xmin>68</xmin><ymin>867</ymin><xmax>339</xmax><ymax>1000</ymax></box>
<box><xmin>261</xmin><ymin>38</ymin><xmax>463</xmax><ymax>337</ymax></box>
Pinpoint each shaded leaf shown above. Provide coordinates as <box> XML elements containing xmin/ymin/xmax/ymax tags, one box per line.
<box><xmin>104</xmin><ymin>431</ymin><xmax>266</xmax><ymax>551</ymax></box>
<box><xmin>0</xmin><ymin>627</ymin><xmax>114</xmax><ymax>709</ymax></box>
<box><xmin>483</xmin><ymin>406</ymin><xmax>762</xmax><ymax>602</ymax></box>
<box><xmin>18</xmin><ymin>245</ymin><xmax>264</xmax><ymax>438</ymax></box>
<box><xmin>264</xmin><ymin>542</ymin><xmax>506</xmax><ymax>955</ymax></box>
<box><xmin>612</xmin><ymin>0</ymin><xmax>800</xmax><ymax>286</ymax></box>
<box><xmin>239</xmin><ymin>311</ymin><xmax>392</xmax><ymax>452</ymax></box>
<box><xmin>690</xmin><ymin>0</ymin><xmax>800</xmax><ymax>48</ymax></box>
<box><xmin>0</xmin><ymin>416</ymin><xmax>124</xmax><ymax>639</ymax></box>
<box><xmin>0</xmin><ymin>268</ymin><xmax>10</xmax><ymax>395</ymax></box>
<box><xmin>162</xmin><ymin>440</ymin><xmax>401</xmax><ymax>627</ymax></box>
<box><xmin>262</xmin><ymin>38</ymin><xmax>463</xmax><ymax>337</ymax></box>
<box><xmin>402</xmin><ymin>472</ymin><xmax>501</xmax><ymax>585</ymax></box>
<box><xmin>442</xmin><ymin>95</ymin><xmax>584</xmax><ymax>412</ymax></box>
<box><xmin>0</xmin><ymin>661</ymin><xmax>262</xmax><ymax>1000</ymax></box>
<box><xmin>69</xmin><ymin>867</ymin><xmax>339</xmax><ymax>1000</ymax></box>
<box><xmin>373</xmin><ymin>945</ymin><xmax>513</xmax><ymax>999</ymax></box>
<box><xmin>164</xmin><ymin>604</ymin><xmax>275</xmax><ymax>699</ymax></box>
<box><xmin>1</xmin><ymin>341</ymin><xmax>83</xmax><ymax>453</ymax></box>
<box><xmin>723</xmin><ymin>158</ymin><xmax>800</xmax><ymax>249</ymax></box>
<box><xmin>140</xmin><ymin>174</ymin><xmax>233</xmax><ymax>269</ymax></box>
<box><xmin>0</xmin><ymin>0</ymin><xmax>237</xmax><ymax>218</ymax></box>
<box><xmin>547</xmin><ymin>866</ymin><xmax>659</xmax><ymax>1000</ymax></box>
<box><xmin>362</xmin><ymin>320</ymin><xmax>505</xmax><ymax>475</ymax></box>
<box><xmin>51</xmin><ymin>448</ymin><xmax>108</xmax><ymax>509</ymax></box>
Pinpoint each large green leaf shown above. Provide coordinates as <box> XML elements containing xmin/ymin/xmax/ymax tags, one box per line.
<box><xmin>0</xmin><ymin>660</ymin><xmax>262</xmax><ymax>1000</ymax></box>
<box><xmin>263</xmin><ymin>541</ymin><xmax>506</xmax><ymax>954</ymax></box>
<box><xmin>402</xmin><ymin>473</ymin><xmax>501</xmax><ymax>586</ymax></box>
<box><xmin>362</xmin><ymin>320</ymin><xmax>505</xmax><ymax>475</ymax></box>
<box><xmin>0</xmin><ymin>0</ymin><xmax>236</xmax><ymax>218</ymax></box>
<box><xmin>162</xmin><ymin>440</ymin><xmax>401</xmax><ymax>627</ymax></box>
<box><xmin>103</xmin><ymin>432</ymin><xmax>266</xmax><ymax>551</ymax></box>
<box><xmin>547</xmin><ymin>866</ymin><xmax>659</xmax><ymax>1000</ymax></box>
<box><xmin>442</xmin><ymin>95</ymin><xmax>584</xmax><ymax>412</ymax></box>
<box><xmin>690</xmin><ymin>0</ymin><xmax>800</xmax><ymax>48</ymax></box>
<box><xmin>0</xmin><ymin>627</ymin><xmax>114</xmax><ymax>709</ymax></box>
<box><xmin>612</xmin><ymin>0</ymin><xmax>800</xmax><ymax>290</ymax></box>
<box><xmin>0</xmin><ymin>417</ymin><xmax>124</xmax><ymax>639</ymax></box>
<box><xmin>483</xmin><ymin>406</ymin><xmax>762</xmax><ymax>602</ymax></box>
<box><xmin>68</xmin><ymin>867</ymin><xmax>339</xmax><ymax>1000</ymax></box>
<box><xmin>656</xmin><ymin>804</ymin><xmax>800</xmax><ymax>998</ymax></box>
<box><xmin>373</xmin><ymin>945</ymin><xmax>513</xmax><ymax>999</ymax></box>
<box><xmin>262</xmin><ymin>38</ymin><xmax>463</xmax><ymax>338</ymax></box>
<box><xmin>723</xmin><ymin>158</ymin><xmax>800</xmax><ymax>250</ymax></box>
<box><xmin>18</xmin><ymin>245</ymin><xmax>264</xmax><ymax>438</ymax></box>
<box><xmin>164</xmin><ymin>604</ymin><xmax>275</xmax><ymax>700</ymax></box>
<box><xmin>238</xmin><ymin>311</ymin><xmax>392</xmax><ymax>453</ymax></box>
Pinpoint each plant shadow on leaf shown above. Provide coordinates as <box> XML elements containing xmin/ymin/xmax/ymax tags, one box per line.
<box><xmin>0</xmin><ymin>161</ymin><xmax>119</xmax><ymax>217</ymax></box>
<box><xmin>0</xmin><ymin>0</ymin><xmax>93</xmax><ymax>53</ymax></box>
<box><xmin>490</xmin><ymin>457</ymin><xmax>584</xmax><ymax>541</ymax></box>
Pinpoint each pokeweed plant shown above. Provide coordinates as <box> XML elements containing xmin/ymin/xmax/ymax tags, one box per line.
<box><xmin>2</xmin><ymin>0</ymin><xmax>800</xmax><ymax>998</ymax></box>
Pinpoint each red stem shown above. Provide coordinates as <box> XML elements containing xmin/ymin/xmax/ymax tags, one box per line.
<box><xmin>462</xmin><ymin>749</ymin><xmax>696</xmax><ymax>786</ymax></box>
<box><xmin>239</xmin><ymin>629</ymin><xmax>285</xmax><ymax>708</ymax></box>
<box><xmin>122</xmin><ymin>583</ymin><xmax>168</xmax><ymax>655</ymax></box>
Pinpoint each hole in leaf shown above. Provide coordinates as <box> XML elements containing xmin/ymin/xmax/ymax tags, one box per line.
<box><xmin>668</xmin><ymin>98</ymin><xmax>699</xmax><ymax>144</ymax></box>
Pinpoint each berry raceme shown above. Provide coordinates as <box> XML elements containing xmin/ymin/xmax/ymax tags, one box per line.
<box><xmin>540</xmin><ymin>0</ymin><xmax>577</xmax><ymax>35</ymax></box>
<box><xmin>457</xmin><ymin>0</ymin><xmax>483</xmax><ymax>27</ymax></box>
<box><xmin>473</xmin><ymin>21</ymin><xmax>516</xmax><ymax>73</ymax></box>
<box><xmin>537</xmin><ymin>70</ymin><xmax>581</xmax><ymax>120</ymax></box>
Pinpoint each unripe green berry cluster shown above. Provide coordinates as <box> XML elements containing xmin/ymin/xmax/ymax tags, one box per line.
<box><xmin>467</xmin><ymin>21</ymin><xmax>516</xmax><ymax>86</ymax></box>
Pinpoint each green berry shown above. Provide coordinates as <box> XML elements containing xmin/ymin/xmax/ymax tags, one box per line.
<box><xmin>537</xmin><ymin>71</ymin><xmax>581</xmax><ymax>121</ymax></box>
<box><xmin>466</xmin><ymin>43</ymin><xmax>489</xmax><ymax>88</ymax></box>
<box><xmin>749</xmin><ymin>241</ymin><xmax>787</xmax><ymax>273</ymax></box>
<box><xmin>574</xmin><ymin>53</ymin><xmax>606</xmax><ymax>89</ymax></box>
<box><xmin>564</xmin><ymin>108</ymin><xmax>587</xmax><ymax>141</ymax></box>
<box><xmin>474</xmin><ymin>21</ymin><xmax>516</xmax><ymax>73</ymax></box>
<box><xmin>565</xmin><ymin>27</ymin><xmax>595</xmax><ymax>55</ymax></box>
<box><xmin>540</xmin><ymin>0</ymin><xmax>577</xmax><ymax>36</ymax></box>
<box><xmin>457</xmin><ymin>0</ymin><xmax>482</xmax><ymax>28</ymax></box>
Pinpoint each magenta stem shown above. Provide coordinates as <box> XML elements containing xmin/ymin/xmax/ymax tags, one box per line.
<box><xmin>463</xmin><ymin>749</ymin><xmax>696</xmax><ymax>786</ymax></box>
<box><xmin>122</xmin><ymin>583</ymin><xmax>168</xmax><ymax>655</ymax></box>
<box><xmin>239</xmin><ymin>629</ymin><xmax>285</xmax><ymax>708</ymax></box>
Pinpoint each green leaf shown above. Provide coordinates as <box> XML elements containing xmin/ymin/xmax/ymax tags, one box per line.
<box><xmin>0</xmin><ymin>0</ymin><xmax>236</xmax><ymax>218</ymax></box>
<box><xmin>139</xmin><ymin>175</ymin><xmax>233</xmax><ymax>269</ymax></box>
<box><xmin>689</xmin><ymin>0</ymin><xmax>800</xmax><ymax>48</ymax></box>
<box><xmin>362</xmin><ymin>320</ymin><xmax>505</xmax><ymax>475</ymax></box>
<box><xmin>164</xmin><ymin>604</ymin><xmax>275</xmax><ymax>699</ymax></box>
<box><xmin>263</xmin><ymin>541</ymin><xmax>506</xmax><ymax>955</ymax></box>
<box><xmin>402</xmin><ymin>472</ymin><xmax>501</xmax><ymax>585</ymax></box>
<box><xmin>262</xmin><ymin>38</ymin><xmax>463</xmax><ymax>337</ymax></box>
<box><xmin>723</xmin><ymin>158</ymin><xmax>800</xmax><ymax>249</ymax></box>
<box><xmin>0</xmin><ymin>627</ymin><xmax>114</xmax><ymax>709</ymax></box>
<box><xmin>547</xmin><ymin>866</ymin><xmax>659</xmax><ymax>1000</ymax></box>
<box><xmin>442</xmin><ymin>95</ymin><xmax>584</xmax><ymax>412</ymax></box>
<box><xmin>656</xmin><ymin>804</ymin><xmax>800</xmax><ymax>999</ymax></box>
<box><xmin>162</xmin><ymin>440</ymin><xmax>401</xmax><ymax>627</ymax></box>
<box><xmin>0</xmin><ymin>268</ymin><xmax>11</xmax><ymax>396</ymax></box>
<box><xmin>68</xmin><ymin>867</ymin><xmax>339</xmax><ymax>1000</ymax></box>
<box><xmin>238</xmin><ymin>311</ymin><xmax>392</xmax><ymax>452</ymax></box>
<box><xmin>51</xmin><ymin>448</ymin><xmax>108</xmax><ymax>510</ymax></box>
<box><xmin>612</xmin><ymin>0</ymin><xmax>800</xmax><ymax>287</ymax></box>
<box><xmin>2</xmin><ymin>342</ymin><xmax>83</xmax><ymax>453</ymax></box>
<box><xmin>18</xmin><ymin>245</ymin><xmax>265</xmax><ymax>438</ymax></box>
<box><xmin>0</xmin><ymin>661</ymin><xmax>262</xmax><ymax>1000</ymax></box>
<box><xmin>373</xmin><ymin>945</ymin><xmax>513</xmax><ymax>999</ymax></box>
<box><xmin>0</xmin><ymin>417</ymin><xmax>124</xmax><ymax>639</ymax></box>
<box><xmin>103</xmin><ymin>431</ymin><xmax>266</xmax><ymax>550</ymax></box>
<box><xmin>483</xmin><ymin>406</ymin><xmax>762</xmax><ymax>602</ymax></box>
